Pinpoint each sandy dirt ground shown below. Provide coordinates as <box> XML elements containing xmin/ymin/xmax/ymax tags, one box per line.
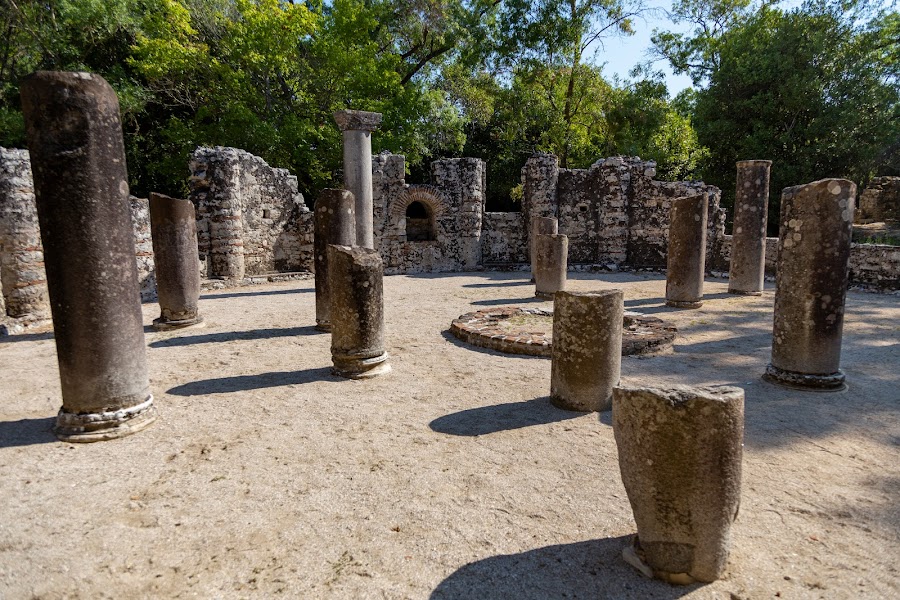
<box><xmin>0</xmin><ymin>271</ymin><xmax>898</xmax><ymax>599</ymax></box>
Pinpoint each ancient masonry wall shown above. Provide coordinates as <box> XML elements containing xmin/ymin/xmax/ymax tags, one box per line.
<box><xmin>189</xmin><ymin>147</ymin><xmax>313</xmax><ymax>278</ymax></box>
<box><xmin>372</xmin><ymin>153</ymin><xmax>486</xmax><ymax>274</ymax></box>
<box><xmin>856</xmin><ymin>176</ymin><xmax>900</xmax><ymax>224</ymax></box>
<box><xmin>501</xmin><ymin>154</ymin><xmax>725</xmax><ymax>269</ymax></box>
<box><xmin>0</xmin><ymin>148</ymin><xmax>157</xmax><ymax>331</ymax></box>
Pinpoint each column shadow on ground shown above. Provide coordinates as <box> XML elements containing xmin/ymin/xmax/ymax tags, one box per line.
<box><xmin>470</xmin><ymin>296</ymin><xmax>548</xmax><ymax>307</ymax></box>
<box><xmin>149</xmin><ymin>325</ymin><xmax>320</xmax><ymax>348</ymax></box>
<box><xmin>462</xmin><ymin>281</ymin><xmax>532</xmax><ymax>288</ymax></box>
<box><xmin>166</xmin><ymin>366</ymin><xmax>336</xmax><ymax>396</ymax></box>
<box><xmin>0</xmin><ymin>331</ymin><xmax>54</xmax><ymax>344</ymax></box>
<box><xmin>430</xmin><ymin>536</ymin><xmax>699</xmax><ymax>599</ymax></box>
<box><xmin>0</xmin><ymin>417</ymin><xmax>57</xmax><ymax>448</ymax></box>
<box><xmin>201</xmin><ymin>287</ymin><xmax>313</xmax><ymax>300</ymax></box>
<box><xmin>429</xmin><ymin>397</ymin><xmax>579</xmax><ymax>436</ymax></box>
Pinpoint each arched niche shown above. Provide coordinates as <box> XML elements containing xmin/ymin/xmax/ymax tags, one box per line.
<box><xmin>391</xmin><ymin>186</ymin><xmax>446</xmax><ymax>242</ymax></box>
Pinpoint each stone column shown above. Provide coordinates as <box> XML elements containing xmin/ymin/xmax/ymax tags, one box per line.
<box><xmin>314</xmin><ymin>189</ymin><xmax>356</xmax><ymax>332</ymax></box>
<box><xmin>149</xmin><ymin>192</ymin><xmax>203</xmax><ymax>330</ymax></box>
<box><xmin>328</xmin><ymin>245</ymin><xmax>390</xmax><ymax>379</ymax></box>
<box><xmin>666</xmin><ymin>193</ymin><xmax>708</xmax><ymax>308</ymax></box>
<box><xmin>551</xmin><ymin>290</ymin><xmax>623</xmax><ymax>412</ymax></box>
<box><xmin>334</xmin><ymin>110</ymin><xmax>382</xmax><ymax>249</ymax></box>
<box><xmin>534</xmin><ymin>233</ymin><xmax>568</xmax><ymax>299</ymax></box>
<box><xmin>729</xmin><ymin>160</ymin><xmax>772</xmax><ymax>295</ymax></box>
<box><xmin>21</xmin><ymin>71</ymin><xmax>155</xmax><ymax>441</ymax></box>
<box><xmin>529</xmin><ymin>216</ymin><xmax>558</xmax><ymax>282</ymax></box>
<box><xmin>765</xmin><ymin>179</ymin><xmax>856</xmax><ymax>391</ymax></box>
<box><xmin>207</xmin><ymin>159</ymin><xmax>245</xmax><ymax>280</ymax></box>
<box><xmin>0</xmin><ymin>148</ymin><xmax>49</xmax><ymax>320</ymax></box>
<box><xmin>613</xmin><ymin>384</ymin><xmax>744</xmax><ymax>584</ymax></box>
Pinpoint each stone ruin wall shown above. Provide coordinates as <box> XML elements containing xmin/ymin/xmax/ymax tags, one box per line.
<box><xmin>188</xmin><ymin>147</ymin><xmax>313</xmax><ymax>279</ymax></box>
<box><xmin>372</xmin><ymin>153</ymin><xmax>486</xmax><ymax>274</ymax></box>
<box><xmin>0</xmin><ymin>148</ymin><xmax>157</xmax><ymax>330</ymax></box>
<box><xmin>856</xmin><ymin>176</ymin><xmax>900</xmax><ymax>224</ymax></box>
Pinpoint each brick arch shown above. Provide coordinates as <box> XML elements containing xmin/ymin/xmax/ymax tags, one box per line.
<box><xmin>390</xmin><ymin>185</ymin><xmax>447</xmax><ymax>222</ymax></box>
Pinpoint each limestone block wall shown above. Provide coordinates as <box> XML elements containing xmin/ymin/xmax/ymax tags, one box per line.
<box><xmin>0</xmin><ymin>148</ymin><xmax>48</xmax><ymax>319</ymax></box>
<box><xmin>189</xmin><ymin>147</ymin><xmax>312</xmax><ymax>279</ymax></box>
<box><xmin>521</xmin><ymin>154</ymin><xmax>724</xmax><ymax>270</ymax></box>
<box><xmin>848</xmin><ymin>244</ymin><xmax>900</xmax><ymax>288</ymax></box>
<box><xmin>0</xmin><ymin>149</ymin><xmax>158</xmax><ymax>331</ymax></box>
<box><xmin>374</xmin><ymin>154</ymin><xmax>486</xmax><ymax>274</ymax></box>
<box><xmin>857</xmin><ymin>177</ymin><xmax>900</xmax><ymax>224</ymax></box>
<box><xmin>481</xmin><ymin>212</ymin><xmax>527</xmax><ymax>264</ymax></box>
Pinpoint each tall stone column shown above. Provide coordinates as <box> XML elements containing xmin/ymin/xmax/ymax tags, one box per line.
<box><xmin>765</xmin><ymin>179</ymin><xmax>856</xmax><ymax>391</ymax></box>
<box><xmin>149</xmin><ymin>192</ymin><xmax>203</xmax><ymax>330</ymax></box>
<box><xmin>328</xmin><ymin>245</ymin><xmax>390</xmax><ymax>379</ymax></box>
<box><xmin>334</xmin><ymin>110</ymin><xmax>382</xmax><ymax>249</ymax></box>
<box><xmin>207</xmin><ymin>159</ymin><xmax>245</xmax><ymax>280</ymax></box>
<box><xmin>0</xmin><ymin>148</ymin><xmax>49</xmax><ymax>320</ymax></box>
<box><xmin>613</xmin><ymin>384</ymin><xmax>744</xmax><ymax>584</ymax></box>
<box><xmin>551</xmin><ymin>290</ymin><xmax>623</xmax><ymax>412</ymax></box>
<box><xmin>529</xmin><ymin>216</ymin><xmax>558</xmax><ymax>282</ymax></box>
<box><xmin>729</xmin><ymin>160</ymin><xmax>772</xmax><ymax>295</ymax></box>
<box><xmin>666</xmin><ymin>193</ymin><xmax>708</xmax><ymax>308</ymax></box>
<box><xmin>314</xmin><ymin>189</ymin><xmax>356</xmax><ymax>332</ymax></box>
<box><xmin>21</xmin><ymin>71</ymin><xmax>155</xmax><ymax>441</ymax></box>
<box><xmin>534</xmin><ymin>233</ymin><xmax>568</xmax><ymax>299</ymax></box>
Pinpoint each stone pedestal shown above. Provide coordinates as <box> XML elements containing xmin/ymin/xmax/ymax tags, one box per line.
<box><xmin>334</xmin><ymin>110</ymin><xmax>382</xmax><ymax>249</ymax></box>
<box><xmin>729</xmin><ymin>160</ymin><xmax>772</xmax><ymax>295</ymax></box>
<box><xmin>0</xmin><ymin>148</ymin><xmax>49</xmax><ymax>320</ymax></box>
<box><xmin>315</xmin><ymin>189</ymin><xmax>356</xmax><ymax>332</ymax></box>
<box><xmin>765</xmin><ymin>179</ymin><xmax>856</xmax><ymax>391</ymax></box>
<box><xmin>21</xmin><ymin>71</ymin><xmax>155</xmax><ymax>442</ymax></box>
<box><xmin>613</xmin><ymin>384</ymin><xmax>744</xmax><ymax>584</ymax></box>
<box><xmin>328</xmin><ymin>245</ymin><xmax>390</xmax><ymax>379</ymax></box>
<box><xmin>149</xmin><ymin>192</ymin><xmax>203</xmax><ymax>330</ymax></box>
<box><xmin>666</xmin><ymin>193</ymin><xmax>708</xmax><ymax>308</ymax></box>
<box><xmin>530</xmin><ymin>216</ymin><xmax>558</xmax><ymax>282</ymax></box>
<box><xmin>534</xmin><ymin>233</ymin><xmax>568</xmax><ymax>299</ymax></box>
<box><xmin>550</xmin><ymin>290</ymin><xmax>623</xmax><ymax>411</ymax></box>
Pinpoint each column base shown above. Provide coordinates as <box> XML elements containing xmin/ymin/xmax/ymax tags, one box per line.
<box><xmin>315</xmin><ymin>320</ymin><xmax>332</xmax><ymax>333</ymax></box>
<box><xmin>665</xmin><ymin>299</ymin><xmax>703</xmax><ymax>309</ymax></box>
<box><xmin>550</xmin><ymin>393</ymin><xmax>609</xmax><ymax>413</ymax></box>
<box><xmin>153</xmin><ymin>316</ymin><xmax>204</xmax><ymax>331</ymax></box>
<box><xmin>535</xmin><ymin>291</ymin><xmax>556</xmax><ymax>300</ymax></box>
<box><xmin>332</xmin><ymin>352</ymin><xmax>391</xmax><ymax>379</ymax></box>
<box><xmin>727</xmin><ymin>288</ymin><xmax>763</xmax><ymax>296</ymax></box>
<box><xmin>622</xmin><ymin>535</ymin><xmax>699</xmax><ymax>585</ymax></box>
<box><xmin>763</xmin><ymin>364</ymin><xmax>847</xmax><ymax>392</ymax></box>
<box><xmin>54</xmin><ymin>395</ymin><xmax>157</xmax><ymax>442</ymax></box>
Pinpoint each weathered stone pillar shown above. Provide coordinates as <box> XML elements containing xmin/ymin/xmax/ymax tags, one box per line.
<box><xmin>207</xmin><ymin>161</ymin><xmax>245</xmax><ymax>280</ymax></box>
<box><xmin>328</xmin><ymin>245</ymin><xmax>390</xmax><ymax>379</ymax></box>
<box><xmin>334</xmin><ymin>110</ymin><xmax>382</xmax><ymax>249</ymax></box>
<box><xmin>21</xmin><ymin>71</ymin><xmax>155</xmax><ymax>441</ymax></box>
<box><xmin>534</xmin><ymin>233</ymin><xmax>568</xmax><ymax>299</ymax></box>
<box><xmin>529</xmin><ymin>216</ymin><xmax>558</xmax><ymax>282</ymax></box>
<box><xmin>551</xmin><ymin>290</ymin><xmax>623</xmax><ymax>411</ymax></box>
<box><xmin>765</xmin><ymin>179</ymin><xmax>856</xmax><ymax>391</ymax></box>
<box><xmin>314</xmin><ymin>189</ymin><xmax>356</xmax><ymax>332</ymax></box>
<box><xmin>666</xmin><ymin>193</ymin><xmax>708</xmax><ymax>308</ymax></box>
<box><xmin>0</xmin><ymin>148</ymin><xmax>49</xmax><ymax>320</ymax></box>
<box><xmin>729</xmin><ymin>160</ymin><xmax>772</xmax><ymax>295</ymax></box>
<box><xmin>613</xmin><ymin>384</ymin><xmax>744</xmax><ymax>584</ymax></box>
<box><xmin>149</xmin><ymin>192</ymin><xmax>203</xmax><ymax>330</ymax></box>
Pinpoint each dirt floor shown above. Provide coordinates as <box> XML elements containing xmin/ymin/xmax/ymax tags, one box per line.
<box><xmin>0</xmin><ymin>271</ymin><xmax>898</xmax><ymax>599</ymax></box>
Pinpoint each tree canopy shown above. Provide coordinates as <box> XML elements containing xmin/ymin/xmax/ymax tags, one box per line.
<box><xmin>0</xmin><ymin>0</ymin><xmax>896</xmax><ymax>216</ymax></box>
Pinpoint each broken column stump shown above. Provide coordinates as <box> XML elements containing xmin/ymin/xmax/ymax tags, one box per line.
<box><xmin>729</xmin><ymin>160</ymin><xmax>772</xmax><ymax>295</ymax></box>
<box><xmin>666</xmin><ymin>193</ymin><xmax>708</xmax><ymax>308</ymax></box>
<box><xmin>765</xmin><ymin>179</ymin><xmax>856</xmax><ymax>391</ymax></box>
<box><xmin>530</xmin><ymin>216</ymin><xmax>558</xmax><ymax>283</ymax></box>
<box><xmin>613</xmin><ymin>384</ymin><xmax>744</xmax><ymax>584</ymax></box>
<box><xmin>534</xmin><ymin>233</ymin><xmax>568</xmax><ymax>300</ymax></box>
<box><xmin>334</xmin><ymin>110</ymin><xmax>382</xmax><ymax>249</ymax></box>
<box><xmin>550</xmin><ymin>290</ymin><xmax>623</xmax><ymax>412</ymax></box>
<box><xmin>328</xmin><ymin>244</ymin><xmax>390</xmax><ymax>379</ymax></box>
<box><xmin>21</xmin><ymin>71</ymin><xmax>156</xmax><ymax>441</ymax></box>
<box><xmin>314</xmin><ymin>189</ymin><xmax>356</xmax><ymax>332</ymax></box>
<box><xmin>149</xmin><ymin>192</ymin><xmax>203</xmax><ymax>330</ymax></box>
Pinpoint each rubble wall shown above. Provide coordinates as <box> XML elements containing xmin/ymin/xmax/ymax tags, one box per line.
<box><xmin>857</xmin><ymin>177</ymin><xmax>900</xmax><ymax>224</ymax></box>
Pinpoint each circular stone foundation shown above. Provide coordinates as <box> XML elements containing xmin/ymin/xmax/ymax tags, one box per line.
<box><xmin>450</xmin><ymin>306</ymin><xmax>676</xmax><ymax>357</ymax></box>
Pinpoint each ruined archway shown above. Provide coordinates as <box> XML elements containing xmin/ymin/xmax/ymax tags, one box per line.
<box><xmin>391</xmin><ymin>186</ymin><xmax>446</xmax><ymax>242</ymax></box>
